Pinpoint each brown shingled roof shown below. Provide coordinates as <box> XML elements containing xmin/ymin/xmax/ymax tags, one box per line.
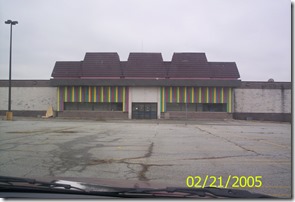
<box><xmin>209</xmin><ymin>62</ymin><xmax>240</xmax><ymax>78</ymax></box>
<box><xmin>51</xmin><ymin>52</ymin><xmax>240</xmax><ymax>80</ymax></box>
<box><xmin>123</xmin><ymin>53</ymin><xmax>166</xmax><ymax>78</ymax></box>
<box><xmin>51</xmin><ymin>61</ymin><xmax>82</xmax><ymax>78</ymax></box>
<box><xmin>82</xmin><ymin>52</ymin><xmax>122</xmax><ymax>77</ymax></box>
<box><xmin>167</xmin><ymin>53</ymin><xmax>211</xmax><ymax>78</ymax></box>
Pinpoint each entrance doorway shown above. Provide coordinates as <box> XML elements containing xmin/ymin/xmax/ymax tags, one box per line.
<box><xmin>132</xmin><ymin>103</ymin><xmax>157</xmax><ymax>119</ymax></box>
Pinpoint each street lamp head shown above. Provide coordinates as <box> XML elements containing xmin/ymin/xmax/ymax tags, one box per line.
<box><xmin>5</xmin><ymin>20</ymin><xmax>12</xmax><ymax>24</ymax></box>
<box><xmin>5</xmin><ymin>20</ymin><xmax>18</xmax><ymax>25</ymax></box>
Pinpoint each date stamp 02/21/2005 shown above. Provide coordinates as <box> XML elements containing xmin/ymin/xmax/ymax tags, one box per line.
<box><xmin>186</xmin><ymin>175</ymin><xmax>263</xmax><ymax>189</ymax></box>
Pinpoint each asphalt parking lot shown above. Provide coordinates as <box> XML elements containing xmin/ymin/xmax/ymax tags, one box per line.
<box><xmin>0</xmin><ymin>118</ymin><xmax>291</xmax><ymax>198</ymax></box>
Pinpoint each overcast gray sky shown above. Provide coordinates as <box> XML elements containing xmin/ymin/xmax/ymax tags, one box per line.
<box><xmin>0</xmin><ymin>0</ymin><xmax>291</xmax><ymax>81</ymax></box>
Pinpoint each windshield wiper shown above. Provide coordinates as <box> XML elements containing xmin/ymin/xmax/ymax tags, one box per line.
<box><xmin>0</xmin><ymin>176</ymin><xmax>276</xmax><ymax>198</ymax></box>
<box><xmin>0</xmin><ymin>176</ymin><xmax>86</xmax><ymax>192</ymax></box>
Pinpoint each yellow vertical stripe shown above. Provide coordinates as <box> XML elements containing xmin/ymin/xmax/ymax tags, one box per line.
<box><xmin>184</xmin><ymin>87</ymin><xmax>187</xmax><ymax>103</ymax></box>
<box><xmin>79</xmin><ymin>87</ymin><xmax>82</xmax><ymax>102</ymax></box>
<box><xmin>214</xmin><ymin>87</ymin><xmax>216</xmax><ymax>103</ymax></box>
<box><xmin>122</xmin><ymin>87</ymin><xmax>126</xmax><ymax>112</ymax></box>
<box><xmin>191</xmin><ymin>87</ymin><xmax>194</xmax><ymax>103</ymax></box>
<box><xmin>115</xmin><ymin>86</ymin><xmax>118</xmax><ymax>102</ymax></box>
<box><xmin>221</xmin><ymin>88</ymin><xmax>224</xmax><ymax>103</ymax></box>
<box><xmin>108</xmin><ymin>87</ymin><xmax>111</xmax><ymax>102</ymax></box>
<box><xmin>71</xmin><ymin>87</ymin><xmax>74</xmax><ymax>102</ymax></box>
<box><xmin>206</xmin><ymin>87</ymin><xmax>209</xmax><ymax>103</ymax></box>
<box><xmin>228</xmin><ymin>88</ymin><xmax>232</xmax><ymax>112</ymax></box>
<box><xmin>88</xmin><ymin>87</ymin><xmax>91</xmax><ymax>102</ymax></box>
<box><xmin>177</xmin><ymin>87</ymin><xmax>179</xmax><ymax>103</ymax></box>
<box><xmin>57</xmin><ymin>87</ymin><xmax>60</xmax><ymax>111</ymax></box>
<box><xmin>94</xmin><ymin>87</ymin><xmax>97</xmax><ymax>102</ymax></box>
<box><xmin>101</xmin><ymin>87</ymin><xmax>104</xmax><ymax>102</ymax></box>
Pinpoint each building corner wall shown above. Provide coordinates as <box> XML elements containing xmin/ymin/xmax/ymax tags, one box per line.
<box><xmin>233</xmin><ymin>83</ymin><xmax>291</xmax><ymax>122</ymax></box>
<box><xmin>0</xmin><ymin>86</ymin><xmax>57</xmax><ymax>117</ymax></box>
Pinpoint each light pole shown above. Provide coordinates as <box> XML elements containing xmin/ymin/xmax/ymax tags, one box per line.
<box><xmin>5</xmin><ymin>19</ymin><xmax>18</xmax><ymax>121</ymax></box>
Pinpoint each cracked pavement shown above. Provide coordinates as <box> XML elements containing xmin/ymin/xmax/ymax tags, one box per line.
<box><xmin>0</xmin><ymin>118</ymin><xmax>291</xmax><ymax>197</ymax></box>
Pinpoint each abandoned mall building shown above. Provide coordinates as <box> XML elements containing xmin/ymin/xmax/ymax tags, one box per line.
<box><xmin>0</xmin><ymin>52</ymin><xmax>291</xmax><ymax>122</ymax></box>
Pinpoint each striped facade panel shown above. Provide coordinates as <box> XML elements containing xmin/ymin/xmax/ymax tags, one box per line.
<box><xmin>57</xmin><ymin>86</ymin><xmax>128</xmax><ymax>112</ymax></box>
<box><xmin>160</xmin><ymin>87</ymin><xmax>233</xmax><ymax>112</ymax></box>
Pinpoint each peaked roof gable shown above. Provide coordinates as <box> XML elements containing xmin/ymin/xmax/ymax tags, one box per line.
<box><xmin>168</xmin><ymin>53</ymin><xmax>211</xmax><ymax>78</ymax></box>
<box><xmin>82</xmin><ymin>52</ymin><xmax>122</xmax><ymax>77</ymax></box>
<box><xmin>51</xmin><ymin>52</ymin><xmax>240</xmax><ymax>79</ymax></box>
<box><xmin>51</xmin><ymin>61</ymin><xmax>82</xmax><ymax>78</ymax></box>
<box><xmin>124</xmin><ymin>53</ymin><xmax>166</xmax><ymax>78</ymax></box>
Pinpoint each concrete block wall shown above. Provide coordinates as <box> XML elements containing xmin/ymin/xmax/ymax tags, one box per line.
<box><xmin>234</xmin><ymin>88</ymin><xmax>291</xmax><ymax>113</ymax></box>
<box><xmin>0</xmin><ymin>87</ymin><xmax>57</xmax><ymax>116</ymax></box>
<box><xmin>233</xmin><ymin>82</ymin><xmax>291</xmax><ymax>122</ymax></box>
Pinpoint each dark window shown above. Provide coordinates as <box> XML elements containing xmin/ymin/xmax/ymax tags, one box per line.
<box><xmin>64</xmin><ymin>102</ymin><xmax>79</xmax><ymax>110</ymax></box>
<box><xmin>110</xmin><ymin>103</ymin><xmax>123</xmax><ymax>111</ymax></box>
<box><xmin>202</xmin><ymin>103</ymin><xmax>227</xmax><ymax>112</ymax></box>
<box><xmin>166</xmin><ymin>103</ymin><xmax>196</xmax><ymax>111</ymax></box>
<box><xmin>93</xmin><ymin>103</ymin><xmax>109</xmax><ymax>111</ymax></box>
<box><xmin>78</xmin><ymin>102</ymin><xmax>93</xmax><ymax>111</ymax></box>
<box><xmin>196</xmin><ymin>104</ymin><xmax>203</xmax><ymax>111</ymax></box>
<box><xmin>166</xmin><ymin>103</ymin><xmax>181</xmax><ymax>111</ymax></box>
<box><xmin>166</xmin><ymin>103</ymin><xmax>227</xmax><ymax>112</ymax></box>
<box><xmin>64</xmin><ymin>102</ymin><xmax>123</xmax><ymax>111</ymax></box>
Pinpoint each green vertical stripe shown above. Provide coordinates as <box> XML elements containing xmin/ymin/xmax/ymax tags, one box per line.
<box><xmin>214</xmin><ymin>87</ymin><xmax>216</xmax><ymax>103</ymax></box>
<box><xmin>160</xmin><ymin>87</ymin><xmax>163</xmax><ymax>112</ymax></box>
<box><xmin>116</xmin><ymin>87</ymin><xmax>119</xmax><ymax>102</ymax></box>
<box><xmin>64</xmin><ymin>87</ymin><xmax>67</xmax><ymax>102</ymax></box>
<box><xmin>100</xmin><ymin>87</ymin><xmax>103</xmax><ymax>102</ymax></box>
<box><xmin>122</xmin><ymin>87</ymin><xmax>125</xmax><ymax>111</ymax></box>
<box><xmin>86</xmin><ymin>86</ymin><xmax>89</xmax><ymax>102</ymax></box>
<box><xmin>57</xmin><ymin>87</ymin><xmax>60</xmax><ymax>111</ymax></box>
<box><xmin>184</xmin><ymin>87</ymin><xmax>187</xmax><ymax>103</ymax></box>
<box><xmin>228</xmin><ymin>88</ymin><xmax>232</xmax><ymax>112</ymax></box>
<box><xmin>177</xmin><ymin>87</ymin><xmax>179</xmax><ymax>103</ymax></box>
<box><xmin>118</xmin><ymin>86</ymin><xmax>121</xmax><ymax>102</ymax></box>
<box><xmin>169</xmin><ymin>87</ymin><xmax>172</xmax><ymax>103</ymax></box>
<box><xmin>198</xmin><ymin>87</ymin><xmax>201</xmax><ymax>103</ymax></box>
<box><xmin>163</xmin><ymin>87</ymin><xmax>166</xmax><ymax>112</ymax></box>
